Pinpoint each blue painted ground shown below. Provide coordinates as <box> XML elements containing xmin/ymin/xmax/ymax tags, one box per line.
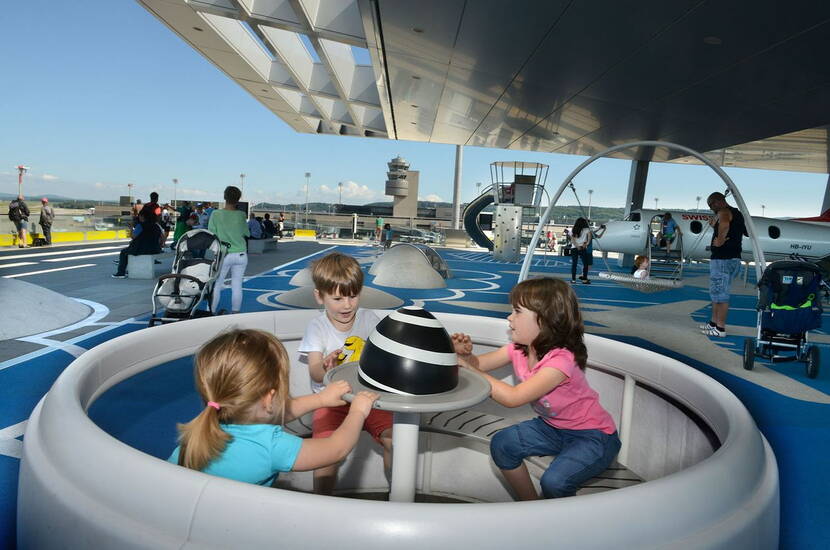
<box><xmin>2</xmin><ymin>244</ymin><xmax>828</xmax><ymax>549</ymax></box>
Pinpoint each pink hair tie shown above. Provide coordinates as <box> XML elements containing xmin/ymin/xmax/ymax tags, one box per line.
<box><xmin>207</xmin><ymin>401</ymin><xmax>221</xmax><ymax>411</ymax></box>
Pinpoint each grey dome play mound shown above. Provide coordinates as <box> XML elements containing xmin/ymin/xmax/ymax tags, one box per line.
<box><xmin>370</xmin><ymin>244</ymin><xmax>448</xmax><ymax>289</ymax></box>
<box><xmin>0</xmin><ymin>279</ymin><xmax>91</xmax><ymax>340</ymax></box>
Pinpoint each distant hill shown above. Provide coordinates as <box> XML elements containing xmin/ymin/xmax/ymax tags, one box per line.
<box><xmin>0</xmin><ymin>192</ymin><xmax>78</xmax><ymax>202</ymax></box>
<box><xmin>365</xmin><ymin>200</ymin><xmax>454</xmax><ymax>208</ymax></box>
<box><xmin>1</xmin><ymin>192</ymin><xmax>627</xmax><ymax>223</ymax></box>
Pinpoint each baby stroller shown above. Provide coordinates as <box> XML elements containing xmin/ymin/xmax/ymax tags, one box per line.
<box><xmin>743</xmin><ymin>260</ymin><xmax>822</xmax><ymax>378</ymax></box>
<box><xmin>149</xmin><ymin>229</ymin><xmax>224</xmax><ymax>327</ymax></box>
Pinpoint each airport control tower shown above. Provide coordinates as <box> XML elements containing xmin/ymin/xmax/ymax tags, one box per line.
<box><xmin>386</xmin><ymin>155</ymin><xmax>419</xmax><ymax>218</ymax></box>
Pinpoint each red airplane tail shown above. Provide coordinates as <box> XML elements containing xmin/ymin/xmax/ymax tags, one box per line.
<box><xmin>793</xmin><ymin>209</ymin><xmax>830</xmax><ymax>223</ymax></box>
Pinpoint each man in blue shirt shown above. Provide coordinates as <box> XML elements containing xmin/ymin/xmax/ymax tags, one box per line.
<box><xmin>247</xmin><ymin>211</ymin><xmax>263</xmax><ymax>239</ymax></box>
<box><xmin>659</xmin><ymin>212</ymin><xmax>682</xmax><ymax>255</ymax></box>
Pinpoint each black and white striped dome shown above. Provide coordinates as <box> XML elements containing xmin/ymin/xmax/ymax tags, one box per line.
<box><xmin>358</xmin><ymin>307</ymin><xmax>459</xmax><ymax>395</ymax></box>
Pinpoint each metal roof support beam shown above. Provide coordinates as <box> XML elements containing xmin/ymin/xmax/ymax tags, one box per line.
<box><xmin>618</xmin><ymin>159</ymin><xmax>650</xmax><ymax>268</ymax></box>
<box><xmin>452</xmin><ymin>145</ymin><xmax>463</xmax><ymax>230</ymax></box>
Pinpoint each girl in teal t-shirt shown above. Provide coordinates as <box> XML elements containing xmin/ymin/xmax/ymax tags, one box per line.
<box><xmin>170</xmin><ymin>328</ymin><xmax>379</xmax><ymax>485</ymax></box>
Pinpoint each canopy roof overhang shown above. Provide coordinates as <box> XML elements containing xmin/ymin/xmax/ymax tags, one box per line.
<box><xmin>138</xmin><ymin>0</ymin><xmax>830</xmax><ymax>173</ymax></box>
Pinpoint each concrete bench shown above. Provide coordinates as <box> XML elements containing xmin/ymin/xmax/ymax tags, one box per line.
<box><xmin>285</xmin><ymin>408</ymin><xmax>641</xmax><ymax>496</ymax></box>
<box><xmin>127</xmin><ymin>254</ymin><xmax>163</xmax><ymax>279</ymax></box>
<box><xmin>247</xmin><ymin>237</ymin><xmax>278</xmax><ymax>255</ymax></box>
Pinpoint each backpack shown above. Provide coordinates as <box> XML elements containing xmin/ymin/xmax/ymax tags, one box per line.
<box><xmin>8</xmin><ymin>200</ymin><xmax>21</xmax><ymax>222</ymax></box>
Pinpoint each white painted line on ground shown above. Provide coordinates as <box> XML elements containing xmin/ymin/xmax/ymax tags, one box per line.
<box><xmin>0</xmin><ymin>262</ymin><xmax>37</xmax><ymax>269</ymax></box>
<box><xmin>17</xmin><ymin>299</ymin><xmax>110</xmax><ymax>340</ymax></box>
<box><xmin>42</xmin><ymin>251</ymin><xmax>120</xmax><ymax>262</ymax></box>
<box><xmin>218</xmin><ymin>245</ymin><xmax>337</xmax><ymax>285</ymax></box>
<box><xmin>0</xmin><ymin>239</ymin><xmax>130</xmax><ymax>254</ymax></box>
<box><xmin>0</xmin><ymin>420</ymin><xmax>28</xmax><ymax>459</ymax></box>
<box><xmin>0</xmin><ymin>245</ymin><xmax>125</xmax><ymax>259</ymax></box>
<box><xmin>3</xmin><ymin>263</ymin><xmax>97</xmax><ymax>278</ymax></box>
<box><xmin>1</xmin><ymin>246</ymin><xmax>336</xmax><ymax>373</ymax></box>
<box><xmin>17</xmin><ymin>338</ymin><xmax>87</xmax><ymax>357</ymax></box>
<box><xmin>0</xmin><ymin>420</ymin><xmax>26</xmax><ymax>439</ymax></box>
<box><xmin>0</xmin><ymin>439</ymin><xmax>23</xmax><ymax>459</ymax></box>
<box><xmin>0</xmin><ymin>315</ymin><xmax>139</xmax><ymax>372</ymax></box>
<box><xmin>266</xmin><ymin>246</ymin><xmax>336</xmax><ymax>272</ymax></box>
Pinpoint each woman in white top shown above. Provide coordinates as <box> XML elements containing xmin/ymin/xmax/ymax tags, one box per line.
<box><xmin>570</xmin><ymin>217</ymin><xmax>593</xmax><ymax>284</ymax></box>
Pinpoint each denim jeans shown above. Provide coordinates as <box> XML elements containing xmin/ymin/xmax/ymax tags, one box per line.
<box><xmin>490</xmin><ymin>417</ymin><xmax>621</xmax><ymax>498</ymax></box>
<box><xmin>709</xmin><ymin>258</ymin><xmax>742</xmax><ymax>303</ymax></box>
<box><xmin>571</xmin><ymin>248</ymin><xmax>592</xmax><ymax>280</ymax></box>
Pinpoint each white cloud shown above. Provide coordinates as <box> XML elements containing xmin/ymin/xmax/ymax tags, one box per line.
<box><xmin>318</xmin><ymin>180</ymin><xmax>377</xmax><ymax>202</ymax></box>
<box><xmin>93</xmin><ymin>181</ymin><xmax>129</xmax><ymax>191</ymax></box>
<box><xmin>41</xmin><ymin>174</ymin><xmax>59</xmax><ymax>181</ymax></box>
<box><xmin>419</xmin><ymin>194</ymin><xmax>443</xmax><ymax>202</ymax></box>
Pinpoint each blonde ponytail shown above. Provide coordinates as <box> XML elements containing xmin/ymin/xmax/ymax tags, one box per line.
<box><xmin>175</xmin><ymin>328</ymin><xmax>291</xmax><ymax>472</ymax></box>
<box><xmin>177</xmin><ymin>406</ymin><xmax>230</xmax><ymax>470</ymax></box>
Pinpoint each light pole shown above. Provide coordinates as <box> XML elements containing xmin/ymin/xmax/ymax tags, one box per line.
<box><xmin>587</xmin><ymin>189</ymin><xmax>594</xmax><ymax>220</ymax></box>
<box><xmin>654</xmin><ymin>197</ymin><xmax>659</xmax><ymax>210</ymax></box>
<box><xmin>172</xmin><ymin>178</ymin><xmax>178</xmax><ymax>208</ymax></box>
<box><xmin>476</xmin><ymin>181</ymin><xmax>482</xmax><ymax>197</ymax></box>
<box><xmin>127</xmin><ymin>183</ymin><xmax>134</xmax><ymax>205</ymax></box>
<box><xmin>761</xmin><ymin>204</ymin><xmax>765</xmax><ymax>217</ymax></box>
<box><xmin>696</xmin><ymin>196</ymin><xmax>701</xmax><ymax>211</ymax></box>
<box><xmin>338</xmin><ymin>181</ymin><xmax>343</xmax><ymax>207</ymax></box>
<box><xmin>17</xmin><ymin>165</ymin><xmax>28</xmax><ymax>196</ymax></box>
<box><xmin>239</xmin><ymin>173</ymin><xmax>245</xmax><ymax>197</ymax></box>
<box><xmin>304</xmin><ymin>172</ymin><xmax>311</xmax><ymax>224</ymax></box>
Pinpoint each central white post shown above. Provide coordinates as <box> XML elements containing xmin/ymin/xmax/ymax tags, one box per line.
<box><xmin>388</xmin><ymin>411</ymin><xmax>421</xmax><ymax>502</ymax></box>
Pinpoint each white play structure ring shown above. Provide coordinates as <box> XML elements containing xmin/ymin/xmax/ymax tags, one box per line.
<box><xmin>18</xmin><ymin>310</ymin><xmax>778</xmax><ymax>548</ymax></box>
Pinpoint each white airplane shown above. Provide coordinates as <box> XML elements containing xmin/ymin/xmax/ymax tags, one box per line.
<box><xmin>594</xmin><ymin>208</ymin><xmax>830</xmax><ymax>262</ymax></box>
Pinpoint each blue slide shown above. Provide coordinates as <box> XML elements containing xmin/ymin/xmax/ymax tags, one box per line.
<box><xmin>463</xmin><ymin>192</ymin><xmax>495</xmax><ymax>250</ymax></box>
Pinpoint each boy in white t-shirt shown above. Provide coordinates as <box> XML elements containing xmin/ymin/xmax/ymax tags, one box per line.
<box><xmin>298</xmin><ymin>252</ymin><xmax>393</xmax><ymax>494</ymax></box>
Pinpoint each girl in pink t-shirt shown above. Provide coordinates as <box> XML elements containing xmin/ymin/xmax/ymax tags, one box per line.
<box><xmin>452</xmin><ymin>277</ymin><xmax>620</xmax><ymax>499</ymax></box>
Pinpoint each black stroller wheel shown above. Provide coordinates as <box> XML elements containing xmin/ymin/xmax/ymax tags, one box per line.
<box><xmin>742</xmin><ymin>338</ymin><xmax>755</xmax><ymax>371</ymax></box>
<box><xmin>806</xmin><ymin>346</ymin><xmax>820</xmax><ymax>379</ymax></box>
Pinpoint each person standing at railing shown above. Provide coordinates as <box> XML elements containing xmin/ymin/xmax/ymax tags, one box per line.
<box><xmin>277</xmin><ymin>212</ymin><xmax>285</xmax><ymax>238</ymax></box>
<box><xmin>375</xmin><ymin>215</ymin><xmax>383</xmax><ymax>241</ymax></box>
<box><xmin>38</xmin><ymin>197</ymin><xmax>54</xmax><ymax>245</ymax></box>
<box><xmin>7</xmin><ymin>195</ymin><xmax>30</xmax><ymax>248</ymax></box>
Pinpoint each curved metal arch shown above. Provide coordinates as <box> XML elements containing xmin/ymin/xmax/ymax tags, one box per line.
<box><xmin>519</xmin><ymin>141</ymin><xmax>766</xmax><ymax>283</ymax></box>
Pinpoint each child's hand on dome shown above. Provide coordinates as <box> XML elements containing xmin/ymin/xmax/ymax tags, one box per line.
<box><xmin>451</xmin><ymin>333</ymin><xmax>473</xmax><ymax>356</ymax></box>
<box><xmin>319</xmin><ymin>379</ymin><xmax>351</xmax><ymax>407</ymax></box>
<box><xmin>351</xmin><ymin>391</ymin><xmax>380</xmax><ymax>417</ymax></box>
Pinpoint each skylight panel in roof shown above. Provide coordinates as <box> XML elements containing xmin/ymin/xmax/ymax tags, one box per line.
<box><xmin>299</xmin><ymin>34</ymin><xmax>322</xmax><ymax>63</ymax></box>
<box><xmin>351</xmin><ymin>45</ymin><xmax>371</xmax><ymax>66</ymax></box>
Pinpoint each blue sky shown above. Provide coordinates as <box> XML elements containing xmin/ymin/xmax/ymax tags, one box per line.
<box><xmin>0</xmin><ymin>0</ymin><xmax>827</xmax><ymax>218</ymax></box>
